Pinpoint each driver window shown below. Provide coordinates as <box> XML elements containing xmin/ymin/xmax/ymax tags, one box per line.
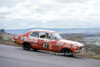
<box><xmin>39</xmin><ymin>32</ymin><xmax>50</xmax><ymax>39</ymax></box>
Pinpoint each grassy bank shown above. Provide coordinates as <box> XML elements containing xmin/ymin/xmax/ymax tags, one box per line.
<box><xmin>0</xmin><ymin>39</ymin><xmax>21</xmax><ymax>47</ymax></box>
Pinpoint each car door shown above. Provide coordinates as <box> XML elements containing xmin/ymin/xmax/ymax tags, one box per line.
<box><xmin>49</xmin><ymin>33</ymin><xmax>60</xmax><ymax>52</ymax></box>
<box><xmin>29</xmin><ymin>31</ymin><xmax>40</xmax><ymax>49</ymax></box>
<box><xmin>38</xmin><ymin>32</ymin><xmax>51</xmax><ymax>50</ymax></box>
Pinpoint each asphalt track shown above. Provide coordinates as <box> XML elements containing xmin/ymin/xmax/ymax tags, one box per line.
<box><xmin>0</xmin><ymin>44</ymin><xmax>100</xmax><ymax>67</ymax></box>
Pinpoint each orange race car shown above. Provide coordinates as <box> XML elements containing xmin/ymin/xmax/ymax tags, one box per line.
<box><xmin>13</xmin><ymin>29</ymin><xmax>84</xmax><ymax>56</ymax></box>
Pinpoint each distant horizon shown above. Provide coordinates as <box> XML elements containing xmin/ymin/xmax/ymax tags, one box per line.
<box><xmin>5</xmin><ymin>27</ymin><xmax>100</xmax><ymax>34</ymax></box>
<box><xmin>4</xmin><ymin>27</ymin><xmax>100</xmax><ymax>30</ymax></box>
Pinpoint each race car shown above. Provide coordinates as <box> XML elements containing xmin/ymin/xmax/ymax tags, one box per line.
<box><xmin>13</xmin><ymin>29</ymin><xmax>84</xmax><ymax>56</ymax></box>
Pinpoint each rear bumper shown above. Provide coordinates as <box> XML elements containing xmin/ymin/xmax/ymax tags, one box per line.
<box><xmin>13</xmin><ymin>39</ymin><xmax>22</xmax><ymax>45</ymax></box>
<box><xmin>12</xmin><ymin>39</ymin><xmax>15</xmax><ymax>41</ymax></box>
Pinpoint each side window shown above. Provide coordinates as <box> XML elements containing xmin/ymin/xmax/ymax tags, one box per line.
<box><xmin>30</xmin><ymin>31</ymin><xmax>39</xmax><ymax>38</ymax></box>
<box><xmin>39</xmin><ymin>32</ymin><xmax>46</xmax><ymax>38</ymax></box>
<box><xmin>50</xmin><ymin>34</ymin><xmax>57</xmax><ymax>40</ymax></box>
<box><xmin>39</xmin><ymin>32</ymin><xmax>50</xmax><ymax>39</ymax></box>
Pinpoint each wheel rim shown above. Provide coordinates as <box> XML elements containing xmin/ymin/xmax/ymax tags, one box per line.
<box><xmin>23</xmin><ymin>44</ymin><xmax>30</xmax><ymax>50</ymax></box>
<box><xmin>62</xmin><ymin>49</ymin><xmax>73</xmax><ymax>56</ymax></box>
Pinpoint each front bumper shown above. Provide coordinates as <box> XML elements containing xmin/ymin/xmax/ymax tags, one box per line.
<box><xmin>74</xmin><ymin>47</ymin><xmax>84</xmax><ymax>53</ymax></box>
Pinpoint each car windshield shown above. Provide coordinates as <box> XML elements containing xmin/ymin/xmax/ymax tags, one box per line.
<box><xmin>52</xmin><ymin>33</ymin><xmax>62</xmax><ymax>40</ymax></box>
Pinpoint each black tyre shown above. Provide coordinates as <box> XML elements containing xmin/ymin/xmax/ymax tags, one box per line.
<box><xmin>61</xmin><ymin>49</ymin><xmax>74</xmax><ymax>57</ymax></box>
<box><xmin>23</xmin><ymin>43</ymin><xmax>31</xmax><ymax>50</ymax></box>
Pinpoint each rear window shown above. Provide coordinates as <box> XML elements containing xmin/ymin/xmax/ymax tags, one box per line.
<box><xmin>30</xmin><ymin>31</ymin><xmax>39</xmax><ymax>38</ymax></box>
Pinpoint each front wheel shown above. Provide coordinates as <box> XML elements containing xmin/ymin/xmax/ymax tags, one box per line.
<box><xmin>61</xmin><ymin>49</ymin><xmax>74</xmax><ymax>57</ymax></box>
<box><xmin>23</xmin><ymin>43</ymin><xmax>31</xmax><ymax>50</ymax></box>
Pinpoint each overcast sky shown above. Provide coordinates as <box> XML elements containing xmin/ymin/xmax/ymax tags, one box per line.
<box><xmin>0</xmin><ymin>0</ymin><xmax>100</xmax><ymax>29</ymax></box>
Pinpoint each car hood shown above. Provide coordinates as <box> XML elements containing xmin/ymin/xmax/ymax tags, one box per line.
<box><xmin>59</xmin><ymin>39</ymin><xmax>84</xmax><ymax>47</ymax></box>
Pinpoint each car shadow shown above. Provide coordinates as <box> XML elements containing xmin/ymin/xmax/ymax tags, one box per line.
<box><xmin>19</xmin><ymin>48</ymin><xmax>85</xmax><ymax>59</ymax></box>
<box><xmin>31</xmin><ymin>49</ymin><xmax>85</xmax><ymax>59</ymax></box>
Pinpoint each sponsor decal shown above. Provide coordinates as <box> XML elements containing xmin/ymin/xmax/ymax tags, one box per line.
<box><xmin>65</xmin><ymin>44</ymin><xmax>71</xmax><ymax>48</ymax></box>
<box><xmin>43</xmin><ymin>39</ymin><xmax>50</xmax><ymax>42</ymax></box>
<box><xmin>49</xmin><ymin>44</ymin><xmax>52</xmax><ymax>49</ymax></box>
<box><xmin>56</xmin><ymin>42</ymin><xmax>63</xmax><ymax>46</ymax></box>
<box><xmin>21</xmin><ymin>36</ymin><xmax>27</xmax><ymax>41</ymax></box>
<box><xmin>21</xmin><ymin>36</ymin><xmax>38</xmax><ymax>43</ymax></box>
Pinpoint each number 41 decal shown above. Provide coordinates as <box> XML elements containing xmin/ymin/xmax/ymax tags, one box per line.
<box><xmin>42</xmin><ymin>43</ymin><xmax>48</xmax><ymax>48</ymax></box>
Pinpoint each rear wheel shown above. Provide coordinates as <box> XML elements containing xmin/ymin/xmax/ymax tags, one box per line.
<box><xmin>23</xmin><ymin>43</ymin><xmax>31</xmax><ymax>50</ymax></box>
<box><xmin>61</xmin><ymin>48</ymin><xmax>74</xmax><ymax>57</ymax></box>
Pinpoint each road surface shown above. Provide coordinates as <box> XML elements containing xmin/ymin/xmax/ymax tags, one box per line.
<box><xmin>0</xmin><ymin>44</ymin><xmax>100</xmax><ymax>67</ymax></box>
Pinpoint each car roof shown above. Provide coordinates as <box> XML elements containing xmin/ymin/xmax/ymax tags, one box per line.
<box><xmin>30</xmin><ymin>29</ymin><xmax>56</xmax><ymax>34</ymax></box>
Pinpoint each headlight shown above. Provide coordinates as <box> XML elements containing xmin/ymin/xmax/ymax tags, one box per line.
<box><xmin>79</xmin><ymin>46</ymin><xmax>84</xmax><ymax>50</ymax></box>
<box><xmin>73</xmin><ymin>45</ymin><xmax>77</xmax><ymax>49</ymax></box>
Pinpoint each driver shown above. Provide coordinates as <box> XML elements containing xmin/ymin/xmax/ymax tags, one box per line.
<box><xmin>45</xmin><ymin>33</ymin><xmax>49</xmax><ymax>39</ymax></box>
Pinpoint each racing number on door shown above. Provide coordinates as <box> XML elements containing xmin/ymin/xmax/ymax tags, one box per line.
<box><xmin>42</xmin><ymin>43</ymin><xmax>48</xmax><ymax>48</ymax></box>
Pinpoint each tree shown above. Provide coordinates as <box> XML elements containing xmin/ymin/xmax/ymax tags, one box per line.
<box><xmin>0</xmin><ymin>34</ymin><xmax>2</xmax><ymax>39</ymax></box>
<box><xmin>75</xmin><ymin>35</ymin><xmax>83</xmax><ymax>43</ymax></box>
<box><xmin>0</xmin><ymin>29</ymin><xmax>5</xmax><ymax>33</ymax></box>
<box><xmin>66</xmin><ymin>34</ymin><xmax>84</xmax><ymax>43</ymax></box>
<box><xmin>67</xmin><ymin>35</ymin><xmax>75</xmax><ymax>41</ymax></box>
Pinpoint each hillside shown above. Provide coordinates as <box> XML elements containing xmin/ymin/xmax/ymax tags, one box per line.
<box><xmin>5</xmin><ymin>28</ymin><xmax>100</xmax><ymax>34</ymax></box>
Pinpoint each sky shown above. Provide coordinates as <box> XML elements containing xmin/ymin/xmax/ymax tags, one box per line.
<box><xmin>0</xmin><ymin>0</ymin><xmax>100</xmax><ymax>29</ymax></box>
